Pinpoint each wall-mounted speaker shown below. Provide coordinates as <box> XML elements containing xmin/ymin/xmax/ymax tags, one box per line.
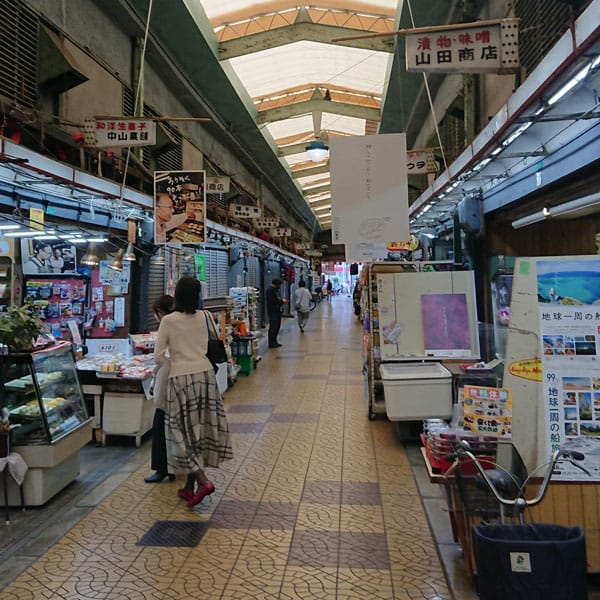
<box><xmin>457</xmin><ymin>195</ymin><xmax>483</xmax><ymax>236</ymax></box>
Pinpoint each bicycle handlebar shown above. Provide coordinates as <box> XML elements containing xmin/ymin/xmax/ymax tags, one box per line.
<box><xmin>444</xmin><ymin>440</ymin><xmax>589</xmax><ymax>512</ymax></box>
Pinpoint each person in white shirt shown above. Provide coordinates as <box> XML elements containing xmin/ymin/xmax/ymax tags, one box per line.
<box><xmin>154</xmin><ymin>193</ymin><xmax>188</xmax><ymax>243</ymax></box>
<box><xmin>48</xmin><ymin>248</ymin><xmax>64</xmax><ymax>274</ymax></box>
<box><xmin>294</xmin><ymin>279</ymin><xmax>313</xmax><ymax>332</ymax></box>
<box><xmin>155</xmin><ymin>277</ymin><xmax>232</xmax><ymax>507</ymax></box>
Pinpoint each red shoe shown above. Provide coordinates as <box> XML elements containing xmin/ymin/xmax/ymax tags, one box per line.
<box><xmin>177</xmin><ymin>488</ymin><xmax>194</xmax><ymax>501</ymax></box>
<box><xmin>186</xmin><ymin>481</ymin><xmax>215</xmax><ymax>507</ymax></box>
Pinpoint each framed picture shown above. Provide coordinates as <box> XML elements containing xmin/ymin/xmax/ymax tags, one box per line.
<box><xmin>21</xmin><ymin>239</ymin><xmax>77</xmax><ymax>275</ymax></box>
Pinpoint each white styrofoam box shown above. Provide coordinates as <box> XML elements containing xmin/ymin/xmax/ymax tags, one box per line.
<box><xmin>379</xmin><ymin>362</ymin><xmax>452</xmax><ymax>421</ymax></box>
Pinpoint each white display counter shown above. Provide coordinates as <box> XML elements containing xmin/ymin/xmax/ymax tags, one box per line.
<box><xmin>379</xmin><ymin>362</ymin><xmax>452</xmax><ymax>421</ymax></box>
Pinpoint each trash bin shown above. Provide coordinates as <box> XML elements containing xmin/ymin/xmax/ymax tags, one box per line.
<box><xmin>472</xmin><ymin>523</ymin><xmax>587</xmax><ymax>600</ymax></box>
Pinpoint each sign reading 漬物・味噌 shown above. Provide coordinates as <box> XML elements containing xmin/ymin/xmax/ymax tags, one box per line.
<box><xmin>537</xmin><ymin>258</ymin><xmax>600</xmax><ymax>481</ymax></box>
<box><xmin>463</xmin><ymin>385</ymin><xmax>512</xmax><ymax>438</ymax></box>
<box><xmin>405</xmin><ymin>18</ymin><xmax>520</xmax><ymax>74</ymax></box>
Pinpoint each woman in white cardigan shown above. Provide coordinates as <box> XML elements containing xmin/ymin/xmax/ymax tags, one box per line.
<box><xmin>155</xmin><ymin>277</ymin><xmax>232</xmax><ymax>507</ymax></box>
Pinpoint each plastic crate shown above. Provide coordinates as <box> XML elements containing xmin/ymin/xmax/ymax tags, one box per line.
<box><xmin>236</xmin><ymin>355</ymin><xmax>254</xmax><ymax>375</ymax></box>
<box><xmin>231</xmin><ymin>338</ymin><xmax>253</xmax><ymax>356</ymax></box>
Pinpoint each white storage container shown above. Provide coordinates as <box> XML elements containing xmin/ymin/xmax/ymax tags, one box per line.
<box><xmin>379</xmin><ymin>362</ymin><xmax>452</xmax><ymax>421</ymax></box>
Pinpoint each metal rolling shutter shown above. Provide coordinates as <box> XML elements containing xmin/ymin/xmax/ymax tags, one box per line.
<box><xmin>146</xmin><ymin>261</ymin><xmax>166</xmax><ymax>331</ymax></box>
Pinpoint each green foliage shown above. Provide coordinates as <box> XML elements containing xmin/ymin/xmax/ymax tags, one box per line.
<box><xmin>0</xmin><ymin>305</ymin><xmax>49</xmax><ymax>351</ymax></box>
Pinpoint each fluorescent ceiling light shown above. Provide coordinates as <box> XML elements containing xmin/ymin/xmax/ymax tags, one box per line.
<box><xmin>4</xmin><ymin>230</ymin><xmax>45</xmax><ymax>237</ymax></box>
<box><xmin>548</xmin><ymin>62</ymin><xmax>591</xmax><ymax>105</ymax></box>
<box><xmin>512</xmin><ymin>207</ymin><xmax>549</xmax><ymax>229</ymax></box>
<box><xmin>502</xmin><ymin>122</ymin><xmax>532</xmax><ymax>147</ymax></box>
<box><xmin>550</xmin><ymin>191</ymin><xmax>600</xmax><ymax>218</ymax></box>
<box><xmin>0</xmin><ymin>224</ymin><xmax>21</xmax><ymax>230</ymax></box>
<box><xmin>33</xmin><ymin>235</ymin><xmax>59</xmax><ymax>240</ymax></box>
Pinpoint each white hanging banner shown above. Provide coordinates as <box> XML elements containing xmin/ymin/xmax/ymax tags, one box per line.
<box><xmin>405</xmin><ymin>18</ymin><xmax>520</xmax><ymax>74</ymax></box>
<box><xmin>329</xmin><ymin>133</ymin><xmax>409</xmax><ymax>263</ymax></box>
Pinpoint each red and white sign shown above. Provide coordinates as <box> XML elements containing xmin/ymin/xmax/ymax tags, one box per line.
<box><xmin>405</xmin><ymin>19</ymin><xmax>519</xmax><ymax>74</ymax></box>
<box><xmin>84</xmin><ymin>118</ymin><xmax>156</xmax><ymax>148</ymax></box>
<box><xmin>206</xmin><ymin>176</ymin><xmax>230</xmax><ymax>194</ymax></box>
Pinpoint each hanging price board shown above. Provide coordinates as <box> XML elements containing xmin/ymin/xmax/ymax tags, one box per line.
<box><xmin>229</xmin><ymin>205</ymin><xmax>262</xmax><ymax>218</ymax></box>
<box><xmin>206</xmin><ymin>177</ymin><xmax>230</xmax><ymax>194</ymax></box>
<box><xmin>255</xmin><ymin>218</ymin><xmax>279</xmax><ymax>228</ymax></box>
<box><xmin>270</xmin><ymin>227</ymin><xmax>291</xmax><ymax>237</ymax></box>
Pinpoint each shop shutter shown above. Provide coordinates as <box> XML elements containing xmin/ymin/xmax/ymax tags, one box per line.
<box><xmin>146</xmin><ymin>260</ymin><xmax>166</xmax><ymax>331</ymax></box>
<box><xmin>0</xmin><ymin>0</ymin><xmax>38</xmax><ymax>108</ymax></box>
<box><xmin>204</xmin><ymin>246</ymin><xmax>229</xmax><ymax>298</ymax></box>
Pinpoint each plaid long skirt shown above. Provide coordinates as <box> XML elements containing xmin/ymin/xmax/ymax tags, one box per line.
<box><xmin>164</xmin><ymin>370</ymin><xmax>233</xmax><ymax>473</ymax></box>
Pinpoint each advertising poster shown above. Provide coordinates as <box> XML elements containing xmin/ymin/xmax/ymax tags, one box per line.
<box><xmin>537</xmin><ymin>259</ymin><xmax>600</xmax><ymax>481</ymax></box>
<box><xmin>154</xmin><ymin>170</ymin><xmax>205</xmax><ymax>245</ymax></box>
<box><xmin>21</xmin><ymin>239</ymin><xmax>77</xmax><ymax>275</ymax></box>
<box><xmin>421</xmin><ymin>293</ymin><xmax>471</xmax><ymax>356</ymax></box>
<box><xmin>463</xmin><ymin>385</ymin><xmax>513</xmax><ymax>438</ymax></box>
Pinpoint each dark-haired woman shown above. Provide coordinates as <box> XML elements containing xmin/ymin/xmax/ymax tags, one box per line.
<box><xmin>144</xmin><ymin>295</ymin><xmax>175</xmax><ymax>483</ymax></box>
<box><xmin>154</xmin><ymin>277</ymin><xmax>232</xmax><ymax>507</ymax></box>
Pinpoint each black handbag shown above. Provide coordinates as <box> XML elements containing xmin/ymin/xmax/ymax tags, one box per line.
<box><xmin>204</xmin><ymin>311</ymin><xmax>227</xmax><ymax>372</ymax></box>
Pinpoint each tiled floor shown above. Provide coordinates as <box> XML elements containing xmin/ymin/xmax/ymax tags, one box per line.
<box><xmin>3</xmin><ymin>296</ymin><xmax>599</xmax><ymax>598</ymax></box>
<box><xmin>0</xmin><ymin>297</ymin><xmax>484</xmax><ymax>598</ymax></box>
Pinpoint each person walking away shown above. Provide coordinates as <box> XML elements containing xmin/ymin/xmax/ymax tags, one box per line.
<box><xmin>266</xmin><ymin>278</ymin><xmax>286</xmax><ymax>348</ymax></box>
<box><xmin>294</xmin><ymin>280</ymin><xmax>312</xmax><ymax>332</ymax></box>
<box><xmin>154</xmin><ymin>277</ymin><xmax>233</xmax><ymax>507</ymax></box>
<box><xmin>144</xmin><ymin>295</ymin><xmax>175</xmax><ymax>483</ymax></box>
<box><xmin>326</xmin><ymin>279</ymin><xmax>333</xmax><ymax>302</ymax></box>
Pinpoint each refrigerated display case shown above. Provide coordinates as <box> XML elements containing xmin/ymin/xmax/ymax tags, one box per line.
<box><xmin>0</xmin><ymin>342</ymin><xmax>92</xmax><ymax>505</ymax></box>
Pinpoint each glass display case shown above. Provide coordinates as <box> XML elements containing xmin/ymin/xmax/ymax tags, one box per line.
<box><xmin>1</xmin><ymin>342</ymin><xmax>90</xmax><ymax>445</ymax></box>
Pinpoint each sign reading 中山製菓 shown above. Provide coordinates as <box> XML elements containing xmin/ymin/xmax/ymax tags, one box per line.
<box><xmin>84</xmin><ymin>118</ymin><xmax>156</xmax><ymax>148</ymax></box>
<box><xmin>405</xmin><ymin>18</ymin><xmax>519</xmax><ymax>74</ymax></box>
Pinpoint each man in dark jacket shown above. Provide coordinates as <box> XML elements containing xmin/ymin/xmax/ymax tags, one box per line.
<box><xmin>266</xmin><ymin>278</ymin><xmax>286</xmax><ymax>348</ymax></box>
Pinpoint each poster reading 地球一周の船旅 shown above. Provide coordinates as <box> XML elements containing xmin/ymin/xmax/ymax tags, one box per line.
<box><xmin>537</xmin><ymin>258</ymin><xmax>600</xmax><ymax>481</ymax></box>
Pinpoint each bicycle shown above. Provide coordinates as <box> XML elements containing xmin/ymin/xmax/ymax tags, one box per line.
<box><xmin>309</xmin><ymin>288</ymin><xmax>323</xmax><ymax>311</ymax></box>
<box><xmin>445</xmin><ymin>440</ymin><xmax>589</xmax><ymax>600</ymax></box>
<box><xmin>445</xmin><ymin>439</ymin><xmax>589</xmax><ymax>523</ymax></box>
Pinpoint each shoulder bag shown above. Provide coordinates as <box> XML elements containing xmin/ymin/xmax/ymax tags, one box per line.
<box><xmin>204</xmin><ymin>311</ymin><xmax>227</xmax><ymax>372</ymax></box>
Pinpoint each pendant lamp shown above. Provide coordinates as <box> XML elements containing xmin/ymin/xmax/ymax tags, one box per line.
<box><xmin>305</xmin><ymin>140</ymin><xmax>329</xmax><ymax>162</ymax></box>
<box><xmin>123</xmin><ymin>242</ymin><xmax>136</xmax><ymax>261</ymax></box>
<box><xmin>80</xmin><ymin>243</ymin><xmax>100</xmax><ymax>267</ymax></box>
<box><xmin>108</xmin><ymin>248</ymin><xmax>124</xmax><ymax>271</ymax></box>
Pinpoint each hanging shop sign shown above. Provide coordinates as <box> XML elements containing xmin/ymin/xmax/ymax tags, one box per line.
<box><xmin>271</xmin><ymin>227</ymin><xmax>292</xmax><ymax>237</ymax></box>
<box><xmin>84</xmin><ymin>118</ymin><xmax>156</xmax><ymax>148</ymax></box>
<box><xmin>304</xmin><ymin>249</ymin><xmax>323</xmax><ymax>257</ymax></box>
<box><xmin>154</xmin><ymin>170</ymin><xmax>206</xmax><ymax>245</ymax></box>
<box><xmin>295</xmin><ymin>242</ymin><xmax>311</xmax><ymax>251</ymax></box>
<box><xmin>407</xmin><ymin>149</ymin><xmax>438</xmax><ymax>175</ymax></box>
<box><xmin>255</xmin><ymin>218</ymin><xmax>280</xmax><ymax>228</ymax></box>
<box><xmin>536</xmin><ymin>257</ymin><xmax>600</xmax><ymax>481</ymax></box>
<box><xmin>229</xmin><ymin>204</ymin><xmax>261</xmax><ymax>218</ymax></box>
<box><xmin>206</xmin><ymin>176</ymin><xmax>230</xmax><ymax>194</ymax></box>
<box><xmin>29</xmin><ymin>207</ymin><xmax>44</xmax><ymax>230</ymax></box>
<box><xmin>405</xmin><ymin>18</ymin><xmax>520</xmax><ymax>74</ymax></box>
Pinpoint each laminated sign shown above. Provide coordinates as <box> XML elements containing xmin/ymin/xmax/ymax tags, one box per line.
<box><xmin>84</xmin><ymin>118</ymin><xmax>156</xmax><ymax>148</ymax></box>
<box><xmin>229</xmin><ymin>205</ymin><xmax>261</xmax><ymax>218</ymax></box>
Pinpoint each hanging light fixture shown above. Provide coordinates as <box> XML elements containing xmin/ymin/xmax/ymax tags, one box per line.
<box><xmin>305</xmin><ymin>140</ymin><xmax>329</xmax><ymax>162</ymax></box>
<box><xmin>80</xmin><ymin>243</ymin><xmax>100</xmax><ymax>267</ymax></box>
<box><xmin>108</xmin><ymin>248</ymin><xmax>124</xmax><ymax>271</ymax></box>
<box><xmin>150</xmin><ymin>246</ymin><xmax>166</xmax><ymax>265</ymax></box>
<box><xmin>123</xmin><ymin>242</ymin><xmax>136</xmax><ymax>261</ymax></box>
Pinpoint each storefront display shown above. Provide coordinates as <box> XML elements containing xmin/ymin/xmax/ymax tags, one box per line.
<box><xmin>0</xmin><ymin>342</ymin><xmax>92</xmax><ymax>505</ymax></box>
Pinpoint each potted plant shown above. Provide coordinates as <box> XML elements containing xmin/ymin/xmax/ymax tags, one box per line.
<box><xmin>0</xmin><ymin>305</ymin><xmax>50</xmax><ymax>351</ymax></box>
